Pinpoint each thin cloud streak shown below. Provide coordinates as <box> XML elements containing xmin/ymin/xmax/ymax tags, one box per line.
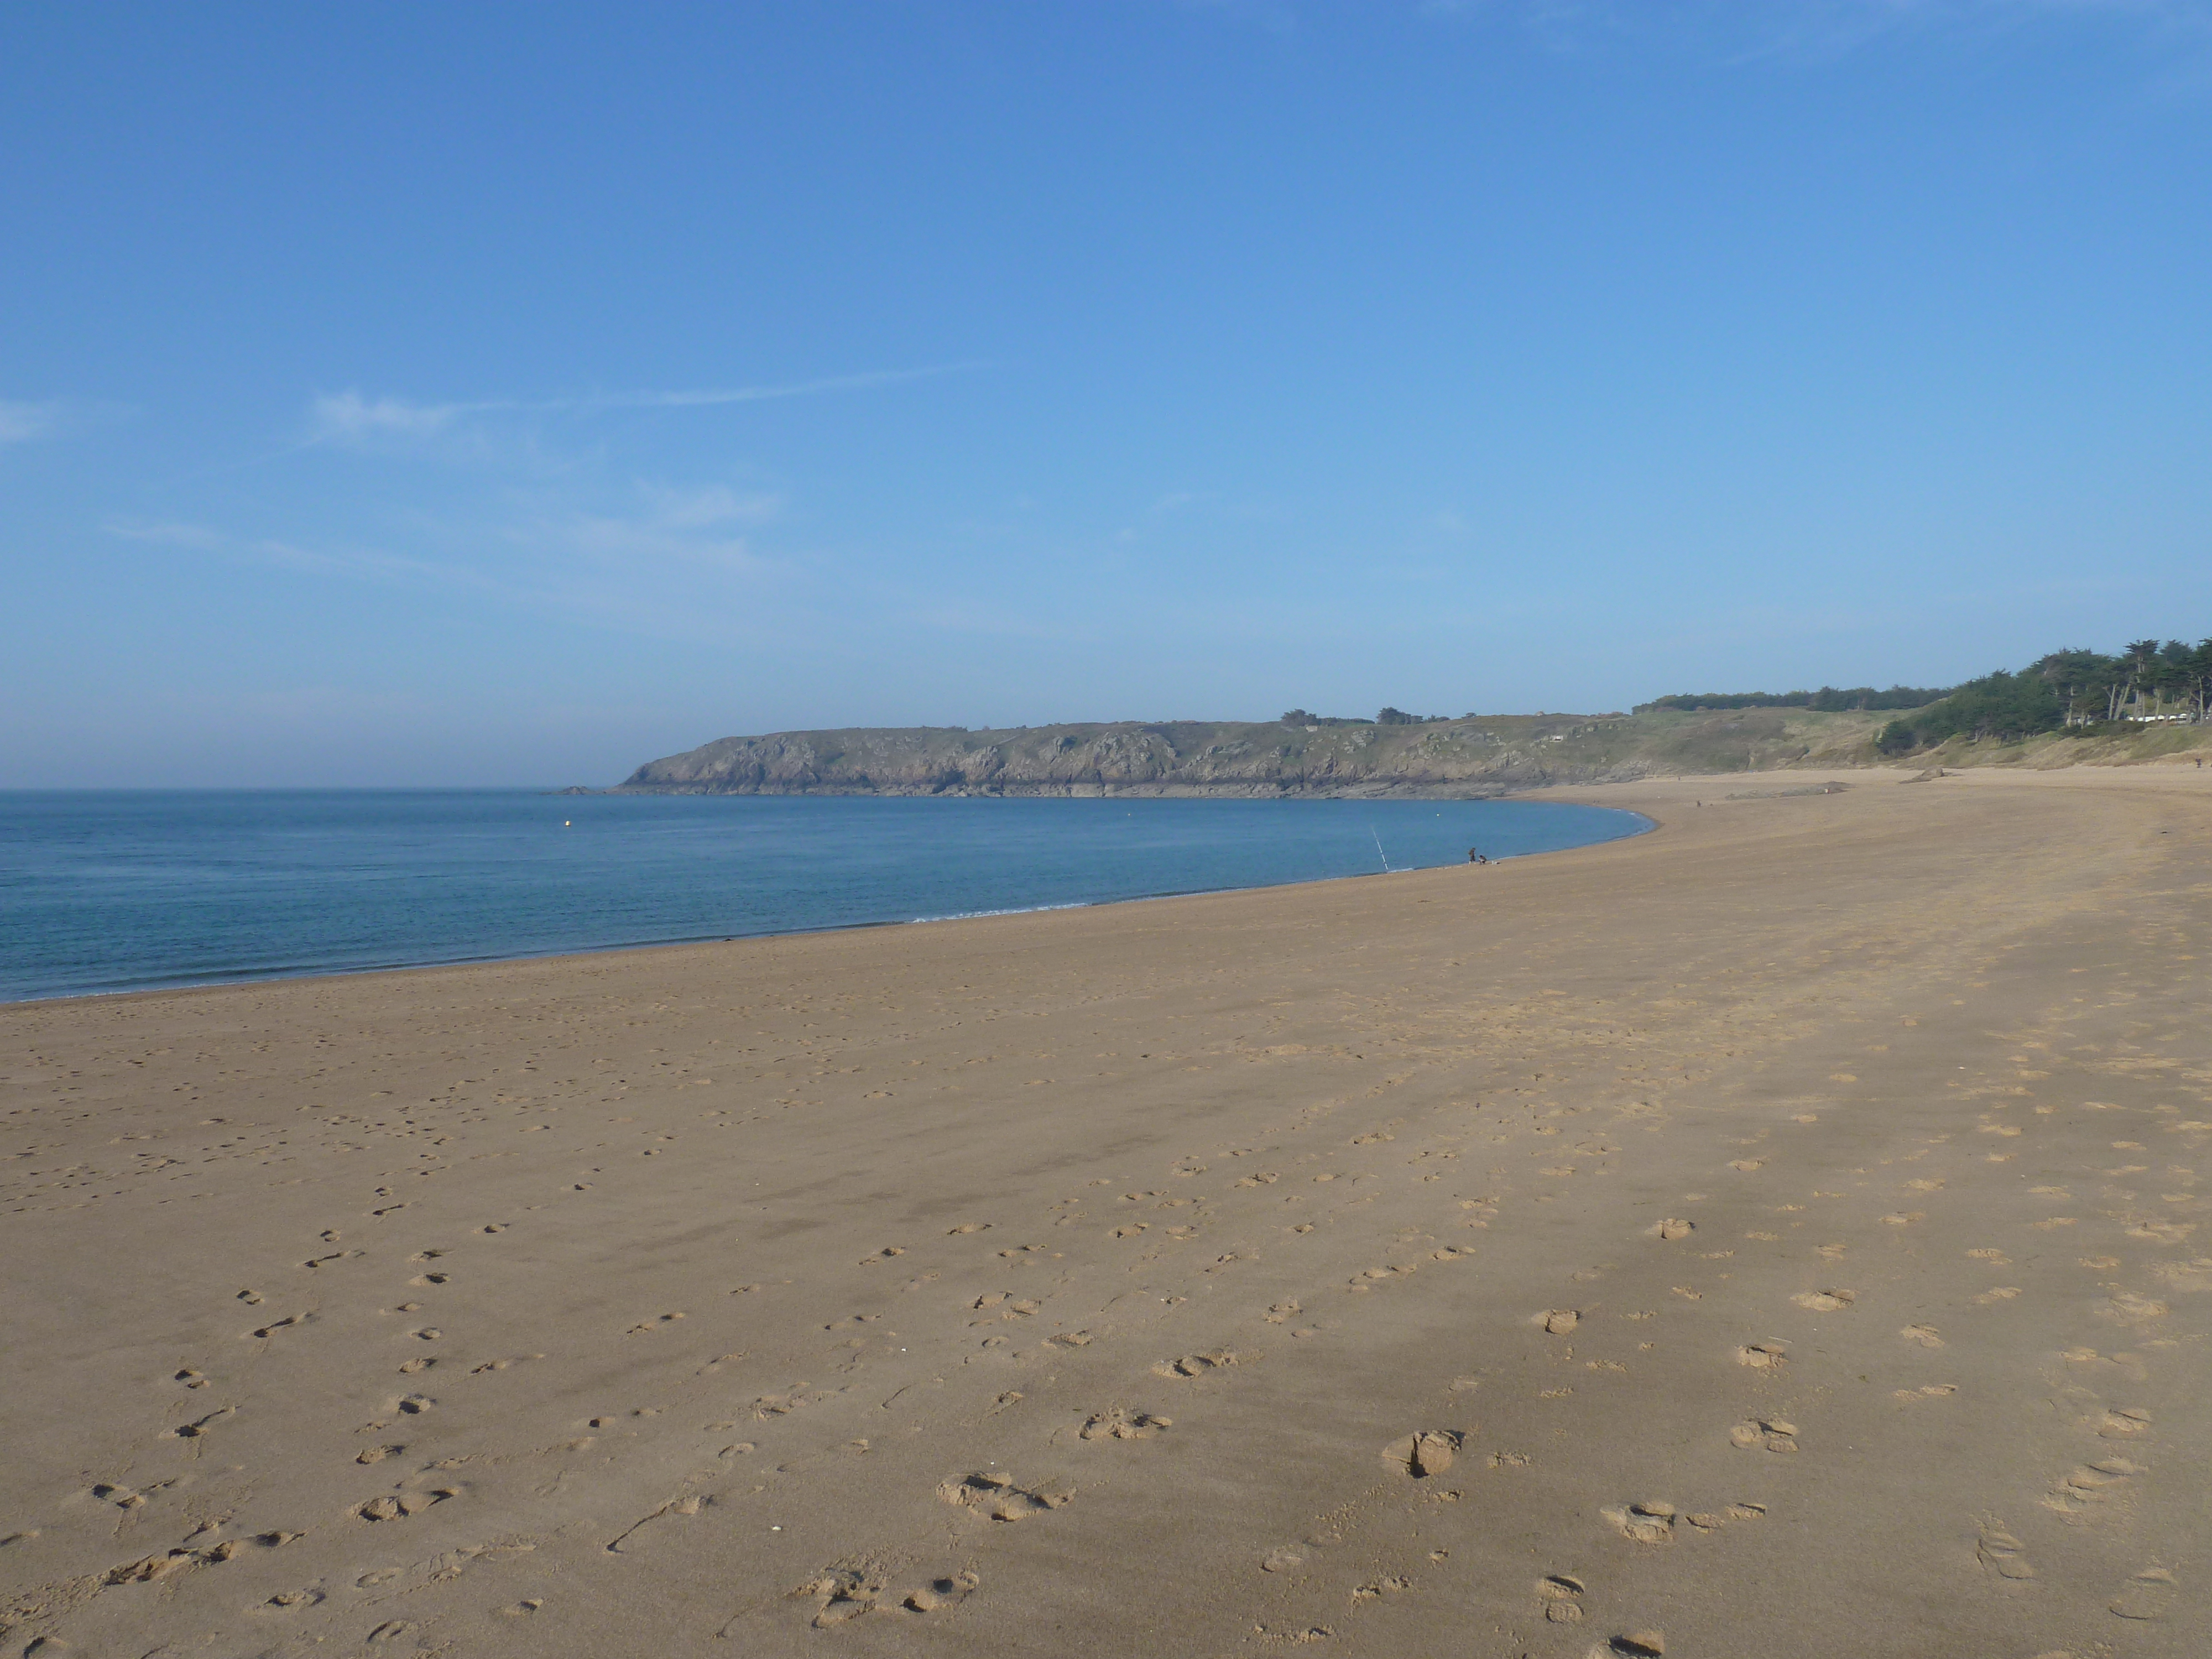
<box><xmin>307</xmin><ymin>363</ymin><xmax>984</xmax><ymax>445</ymax></box>
<box><xmin>1423</xmin><ymin>0</ymin><xmax>2212</xmax><ymax>53</ymax></box>
<box><xmin>102</xmin><ymin>479</ymin><xmax>799</xmax><ymax>645</ymax></box>
<box><xmin>0</xmin><ymin>400</ymin><xmax>61</xmax><ymax>444</ymax></box>
<box><xmin>103</xmin><ymin>518</ymin><xmax>478</xmax><ymax>587</ymax></box>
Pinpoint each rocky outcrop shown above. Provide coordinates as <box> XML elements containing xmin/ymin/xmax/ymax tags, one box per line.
<box><xmin>614</xmin><ymin>709</ymin><xmax>1898</xmax><ymax>797</ymax></box>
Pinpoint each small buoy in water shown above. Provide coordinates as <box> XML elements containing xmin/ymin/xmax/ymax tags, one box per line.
<box><xmin>564</xmin><ymin>821</ymin><xmax>571</xmax><ymax>827</ymax></box>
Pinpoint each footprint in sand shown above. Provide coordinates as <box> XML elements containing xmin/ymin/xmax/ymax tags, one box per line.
<box><xmin>804</xmin><ymin>1568</ymin><xmax>886</xmax><ymax>1627</ymax></box>
<box><xmin>1790</xmin><ymin>1290</ymin><xmax>1856</xmax><ymax>1312</ymax></box>
<box><xmin>1892</xmin><ymin>1384</ymin><xmax>1959</xmax><ymax>1404</ymax></box>
<box><xmin>169</xmin><ymin>1405</ymin><xmax>234</xmax><ymax>1439</ymax></box>
<box><xmin>1735</xmin><ymin>1342</ymin><xmax>1788</xmax><ymax>1370</ymax></box>
<box><xmin>1537</xmin><ymin>1573</ymin><xmax>1586</xmax><ymax>1624</ymax></box>
<box><xmin>904</xmin><ymin>1572</ymin><xmax>980</xmax><ymax>1613</ymax></box>
<box><xmin>1976</xmin><ymin>1523</ymin><xmax>2034</xmax><ymax>1580</ymax></box>
<box><xmin>356</xmin><ymin>1486</ymin><xmax>457</xmax><ymax>1521</ymax></box>
<box><xmin>938</xmin><ymin>1471</ymin><xmax>1071</xmax><ymax>1521</ymax></box>
<box><xmin>1600</xmin><ymin>1503</ymin><xmax>1677</xmax><ymax>1545</ymax></box>
<box><xmin>105</xmin><ymin>1549</ymin><xmax>196</xmax><ymax>1583</ymax></box>
<box><xmin>1380</xmin><ymin>1431</ymin><xmax>1462</xmax><ymax>1477</ymax></box>
<box><xmin>1350</xmin><ymin>1575</ymin><xmax>1412</xmax><ymax>1604</ymax></box>
<box><xmin>1541</xmin><ymin>1309</ymin><xmax>1581</xmax><ymax>1335</ymax></box>
<box><xmin>471</xmin><ymin>1354</ymin><xmax>542</xmax><ymax>1374</ymax></box>
<box><xmin>1900</xmin><ymin>1324</ymin><xmax>1944</xmax><ymax>1348</ymax></box>
<box><xmin>1152</xmin><ymin>1350</ymin><xmax>1251</xmax><ymax>1378</ymax></box>
<box><xmin>1079</xmin><ymin>1407</ymin><xmax>1171</xmax><ymax>1441</ymax></box>
<box><xmin>2148</xmin><ymin>1258</ymin><xmax>2212</xmax><ymax>1291</ymax></box>
<box><xmin>2108</xmin><ymin>1567</ymin><xmax>2177</xmax><ymax>1621</ymax></box>
<box><xmin>1729</xmin><ymin>1420</ymin><xmax>1798</xmax><ymax>1453</ymax></box>
<box><xmin>2100</xmin><ymin>1292</ymin><xmax>2168</xmax><ymax>1323</ymax></box>
<box><xmin>1651</xmin><ymin>1219</ymin><xmax>1695</xmax><ymax>1241</ymax></box>
<box><xmin>2060</xmin><ymin>1347</ymin><xmax>2150</xmax><ymax>1383</ymax></box>
<box><xmin>2127</xmin><ymin>1219</ymin><xmax>2193</xmax><ymax>1244</ymax></box>
<box><xmin>257</xmin><ymin>1587</ymin><xmax>326</xmax><ymax>1613</ymax></box>
<box><xmin>2047</xmin><ymin>1457</ymin><xmax>2146</xmax><ymax>1512</ymax></box>
<box><xmin>1353</xmin><ymin>1264</ymin><xmax>1420</xmax><ymax>1288</ymax></box>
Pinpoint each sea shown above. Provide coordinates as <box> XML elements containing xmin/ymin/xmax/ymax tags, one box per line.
<box><xmin>0</xmin><ymin>791</ymin><xmax>1648</xmax><ymax>1003</ymax></box>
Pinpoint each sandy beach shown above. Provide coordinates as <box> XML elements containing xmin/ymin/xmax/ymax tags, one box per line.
<box><xmin>4</xmin><ymin>765</ymin><xmax>2208</xmax><ymax>1658</ymax></box>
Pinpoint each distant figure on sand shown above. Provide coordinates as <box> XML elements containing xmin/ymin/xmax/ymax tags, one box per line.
<box><xmin>1467</xmin><ymin>848</ymin><xmax>1488</xmax><ymax>864</ymax></box>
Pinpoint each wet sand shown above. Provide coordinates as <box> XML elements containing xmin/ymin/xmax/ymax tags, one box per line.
<box><xmin>4</xmin><ymin>765</ymin><xmax>2208</xmax><ymax>1657</ymax></box>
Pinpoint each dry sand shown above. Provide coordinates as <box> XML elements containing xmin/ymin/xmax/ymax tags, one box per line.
<box><xmin>4</xmin><ymin>766</ymin><xmax>2209</xmax><ymax>1657</ymax></box>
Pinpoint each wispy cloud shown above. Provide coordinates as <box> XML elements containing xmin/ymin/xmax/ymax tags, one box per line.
<box><xmin>1</xmin><ymin>399</ymin><xmax>62</xmax><ymax>445</ymax></box>
<box><xmin>634</xmin><ymin>482</ymin><xmax>782</xmax><ymax>528</ymax></box>
<box><xmin>1421</xmin><ymin>0</ymin><xmax>2212</xmax><ymax>54</ymax></box>
<box><xmin>307</xmin><ymin>364</ymin><xmax>982</xmax><ymax>447</ymax></box>
<box><xmin>1</xmin><ymin>395</ymin><xmax>135</xmax><ymax>446</ymax></box>
<box><xmin>103</xmin><ymin>520</ymin><xmax>228</xmax><ymax>550</ymax></box>
<box><xmin>104</xmin><ymin>475</ymin><xmax>798</xmax><ymax>642</ymax></box>
<box><xmin>509</xmin><ymin>480</ymin><xmax>789</xmax><ymax>580</ymax></box>
<box><xmin>103</xmin><ymin>517</ymin><xmax>476</xmax><ymax>586</ymax></box>
<box><xmin>1736</xmin><ymin>0</ymin><xmax>2212</xmax><ymax>58</ymax></box>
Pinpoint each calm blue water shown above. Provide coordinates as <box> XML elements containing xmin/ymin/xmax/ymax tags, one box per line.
<box><xmin>0</xmin><ymin>792</ymin><xmax>1647</xmax><ymax>1003</ymax></box>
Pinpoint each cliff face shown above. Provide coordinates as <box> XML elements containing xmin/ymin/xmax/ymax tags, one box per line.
<box><xmin>616</xmin><ymin>709</ymin><xmax>1899</xmax><ymax>796</ymax></box>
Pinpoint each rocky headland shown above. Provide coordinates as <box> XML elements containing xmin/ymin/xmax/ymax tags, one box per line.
<box><xmin>614</xmin><ymin>708</ymin><xmax>1902</xmax><ymax>797</ymax></box>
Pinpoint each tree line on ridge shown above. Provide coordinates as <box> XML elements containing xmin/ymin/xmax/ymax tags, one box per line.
<box><xmin>1632</xmin><ymin>638</ymin><xmax>2210</xmax><ymax>753</ymax></box>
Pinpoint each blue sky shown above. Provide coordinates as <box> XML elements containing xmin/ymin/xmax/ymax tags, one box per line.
<box><xmin>5</xmin><ymin>2</ymin><xmax>2210</xmax><ymax>786</ymax></box>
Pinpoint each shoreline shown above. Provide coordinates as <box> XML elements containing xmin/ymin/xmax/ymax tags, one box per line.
<box><xmin>6</xmin><ymin>766</ymin><xmax>2208</xmax><ymax>1655</ymax></box>
<box><xmin>0</xmin><ymin>800</ymin><xmax>1653</xmax><ymax>1009</ymax></box>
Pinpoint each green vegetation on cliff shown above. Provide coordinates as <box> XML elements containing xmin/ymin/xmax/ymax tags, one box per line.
<box><xmin>1640</xmin><ymin>685</ymin><xmax>1953</xmax><ymax>713</ymax></box>
<box><xmin>1875</xmin><ymin>639</ymin><xmax>2212</xmax><ymax>754</ymax></box>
